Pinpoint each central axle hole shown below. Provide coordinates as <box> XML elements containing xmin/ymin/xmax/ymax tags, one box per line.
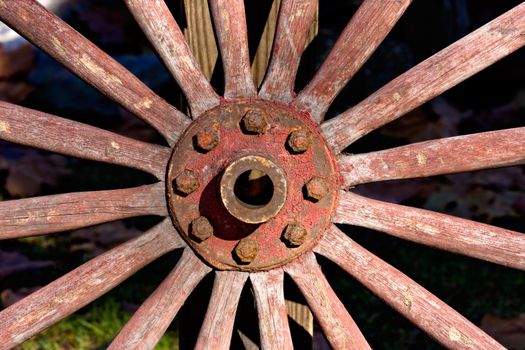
<box><xmin>233</xmin><ymin>170</ymin><xmax>274</xmax><ymax>207</ymax></box>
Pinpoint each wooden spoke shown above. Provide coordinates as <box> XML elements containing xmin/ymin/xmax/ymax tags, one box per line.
<box><xmin>335</xmin><ymin>191</ymin><xmax>525</xmax><ymax>270</ymax></box>
<box><xmin>0</xmin><ymin>183</ymin><xmax>167</xmax><ymax>240</ymax></box>
<box><xmin>109</xmin><ymin>248</ymin><xmax>210</xmax><ymax>350</ymax></box>
<box><xmin>194</xmin><ymin>271</ymin><xmax>248</xmax><ymax>350</ymax></box>
<box><xmin>339</xmin><ymin>127</ymin><xmax>525</xmax><ymax>187</ymax></box>
<box><xmin>209</xmin><ymin>0</ymin><xmax>256</xmax><ymax>98</ymax></box>
<box><xmin>0</xmin><ymin>101</ymin><xmax>170</xmax><ymax>178</ymax></box>
<box><xmin>0</xmin><ymin>219</ymin><xmax>182</xmax><ymax>350</ymax></box>
<box><xmin>322</xmin><ymin>3</ymin><xmax>525</xmax><ymax>152</ymax></box>
<box><xmin>124</xmin><ymin>0</ymin><xmax>219</xmax><ymax>117</ymax></box>
<box><xmin>258</xmin><ymin>0</ymin><xmax>318</xmax><ymax>103</ymax></box>
<box><xmin>315</xmin><ymin>226</ymin><xmax>505</xmax><ymax>349</ymax></box>
<box><xmin>0</xmin><ymin>0</ymin><xmax>190</xmax><ymax>145</ymax></box>
<box><xmin>284</xmin><ymin>252</ymin><xmax>370</xmax><ymax>350</ymax></box>
<box><xmin>293</xmin><ymin>0</ymin><xmax>412</xmax><ymax>122</ymax></box>
<box><xmin>250</xmin><ymin>269</ymin><xmax>293</xmax><ymax>350</ymax></box>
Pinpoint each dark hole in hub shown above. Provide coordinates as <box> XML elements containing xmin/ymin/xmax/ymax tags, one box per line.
<box><xmin>233</xmin><ymin>170</ymin><xmax>274</xmax><ymax>207</ymax></box>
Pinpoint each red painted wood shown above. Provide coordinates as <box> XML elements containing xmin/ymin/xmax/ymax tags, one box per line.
<box><xmin>125</xmin><ymin>0</ymin><xmax>219</xmax><ymax>117</ymax></box>
<box><xmin>195</xmin><ymin>271</ymin><xmax>248</xmax><ymax>350</ymax></box>
<box><xmin>284</xmin><ymin>252</ymin><xmax>371</xmax><ymax>350</ymax></box>
<box><xmin>109</xmin><ymin>248</ymin><xmax>210</xmax><ymax>350</ymax></box>
<box><xmin>315</xmin><ymin>226</ymin><xmax>505</xmax><ymax>349</ymax></box>
<box><xmin>294</xmin><ymin>0</ymin><xmax>412</xmax><ymax>122</ymax></box>
<box><xmin>339</xmin><ymin>127</ymin><xmax>525</xmax><ymax>186</ymax></box>
<box><xmin>209</xmin><ymin>0</ymin><xmax>257</xmax><ymax>98</ymax></box>
<box><xmin>0</xmin><ymin>219</ymin><xmax>182</xmax><ymax>350</ymax></box>
<box><xmin>0</xmin><ymin>0</ymin><xmax>191</xmax><ymax>145</ymax></box>
<box><xmin>0</xmin><ymin>183</ymin><xmax>167</xmax><ymax>240</ymax></box>
<box><xmin>0</xmin><ymin>101</ymin><xmax>170</xmax><ymax>178</ymax></box>
<box><xmin>259</xmin><ymin>0</ymin><xmax>318</xmax><ymax>103</ymax></box>
<box><xmin>335</xmin><ymin>191</ymin><xmax>525</xmax><ymax>270</ymax></box>
<box><xmin>322</xmin><ymin>2</ymin><xmax>525</xmax><ymax>152</ymax></box>
<box><xmin>250</xmin><ymin>269</ymin><xmax>293</xmax><ymax>350</ymax></box>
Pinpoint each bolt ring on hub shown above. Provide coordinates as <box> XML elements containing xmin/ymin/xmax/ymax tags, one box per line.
<box><xmin>166</xmin><ymin>100</ymin><xmax>339</xmax><ymax>271</ymax></box>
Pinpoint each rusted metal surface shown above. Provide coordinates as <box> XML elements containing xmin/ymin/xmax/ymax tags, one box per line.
<box><xmin>322</xmin><ymin>2</ymin><xmax>525</xmax><ymax>152</ymax></box>
<box><xmin>167</xmin><ymin>99</ymin><xmax>339</xmax><ymax>271</ymax></box>
<box><xmin>0</xmin><ymin>219</ymin><xmax>183</xmax><ymax>350</ymax></box>
<box><xmin>220</xmin><ymin>155</ymin><xmax>287</xmax><ymax>224</ymax></box>
<box><xmin>335</xmin><ymin>191</ymin><xmax>525</xmax><ymax>270</ymax></box>
<box><xmin>282</xmin><ymin>223</ymin><xmax>307</xmax><ymax>247</ymax></box>
<box><xmin>315</xmin><ymin>226</ymin><xmax>505</xmax><ymax>349</ymax></box>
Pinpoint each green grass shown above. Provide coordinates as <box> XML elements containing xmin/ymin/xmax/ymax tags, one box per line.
<box><xmin>16</xmin><ymin>297</ymin><xmax>179</xmax><ymax>350</ymax></box>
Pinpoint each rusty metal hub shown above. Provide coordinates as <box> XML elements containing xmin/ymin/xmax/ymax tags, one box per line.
<box><xmin>167</xmin><ymin>100</ymin><xmax>339</xmax><ymax>271</ymax></box>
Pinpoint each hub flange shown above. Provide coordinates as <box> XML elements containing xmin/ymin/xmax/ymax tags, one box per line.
<box><xmin>166</xmin><ymin>100</ymin><xmax>339</xmax><ymax>271</ymax></box>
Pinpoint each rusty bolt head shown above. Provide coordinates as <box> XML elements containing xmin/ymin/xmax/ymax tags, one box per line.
<box><xmin>287</xmin><ymin>130</ymin><xmax>311</xmax><ymax>153</ymax></box>
<box><xmin>282</xmin><ymin>223</ymin><xmax>308</xmax><ymax>247</ymax></box>
<box><xmin>241</xmin><ymin>110</ymin><xmax>270</xmax><ymax>134</ymax></box>
<box><xmin>195</xmin><ymin>129</ymin><xmax>219</xmax><ymax>152</ymax></box>
<box><xmin>174</xmin><ymin>169</ymin><xmax>199</xmax><ymax>195</ymax></box>
<box><xmin>191</xmin><ymin>216</ymin><xmax>214</xmax><ymax>242</ymax></box>
<box><xmin>305</xmin><ymin>176</ymin><xmax>329</xmax><ymax>202</ymax></box>
<box><xmin>234</xmin><ymin>238</ymin><xmax>258</xmax><ymax>263</ymax></box>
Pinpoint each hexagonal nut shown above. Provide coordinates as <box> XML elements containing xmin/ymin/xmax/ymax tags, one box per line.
<box><xmin>305</xmin><ymin>176</ymin><xmax>329</xmax><ymax>202</ymax></box>
<box><xmin>195</xmin><ymin>129</ymin><xmax>219</xmax><ymax>152</ymax></box>
<box><xmin>174</xmin><ymin>169</ymin><xmax>199</xmax><ymax>195</ymax></box>
<box><xmin>234</xmin><ymin>238</ymin><xmax>258</xmax><ymax>263</ymax></box>
<box><xmin>191</xmin><ymin>216</ymin><xmax>214</xmax><ymax>242</ymax></box>
<box><xmin>283</xmin><ymin>223</ymin><xmax>307</xmax><ymax>247</ymax></box>
<box><xmin>241</xmin><ymin>110</ymin><xmax>270</xmax><ymax>134</ymax></box>
<box><xmin>287</xmin><ymin>130</ymin><xmax>311</xmax><ymax>153</ymax></box>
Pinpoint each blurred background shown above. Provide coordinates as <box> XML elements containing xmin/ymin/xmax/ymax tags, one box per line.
<box><xmin>0</xmin><ymin>0</ymin><xmax>524</xmax><ymax>349</ymax></box>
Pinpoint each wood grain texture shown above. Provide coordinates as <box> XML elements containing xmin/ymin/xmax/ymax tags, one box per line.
<box><xmin>294</xmin><ymin>0</ymin><xmax>411</xmax><ymax>122</ymax></box>
<box><xmin>125</xmin><ymin>0</ymin><xmax>219</xmax><ymax>117</ymax></box>
<box><xmin>250</xmin><ymin>269</ymin><xmax>293</xmax><ymax>350</ymax></box>
<box><xmin>259</xmin><ymin>0</ymin><xmax>318</xmax><ymax>103</ymax></box>
<box><xmin>209</xmin><ymin>0</ymin><xmax>257</xmax><ymax>98</ymax></box>
<box><xmin>284</xmin><ymin>252</ymin><xmax>371</xmax><ymax>350</ymax></box>
<box><xmin>195</xmin><ymin>271</ymin><xmax>248</xmax><ymax>350</ymax></box>
<box><xmin>0</xmin><ymin>101</ymin><xmax>170</xmax><ymax>178</ymax></box>
<box><xmin>0</xmin><ymin>219</ymin><xmax>183</xmax><ymax>350</ymax></box>
<box><xmin>315</xmin><ymin>226</ymin><xmax>505</xmax><ymax>349</ymax></box>
<box><xmin>109</xmin><ymin>248</ymin><xmax>210</xmax><ymax>350</ymax></box>
<box><xmin>335</xmin><ymin>191</ymin><xmax>525</xmax><ymax>270</ymax></box>
<box><xmin>322</xmin><ymin>2</ymin><xmax>525</xmax><ymax>152</ymax></box>
<box><xmin>0</xmin><ymin>0</ymin><xmax>190</xmax><ymax>145</ymax></box>
<box><xmin>183</xmin><ymin>0</ymin><xmax>218</xmax><ymax>81</ymax></box>
<box><xmin>339</xmin><ymin>127</ymin><xmax>525</xmax><ymax>186</ymax></box>
<box><xmin>0</xmin><ymin>183</ymin><xmax>167</xmax><ymax>240</ymax></box>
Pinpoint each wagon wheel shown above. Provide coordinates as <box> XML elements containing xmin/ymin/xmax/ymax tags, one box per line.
<box><xmin>0</xmin><ymin>0</ymin><xmax>524</xmax><ymax>348</ymax></box>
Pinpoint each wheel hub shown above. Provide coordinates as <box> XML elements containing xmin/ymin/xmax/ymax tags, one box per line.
<box><xmin>167</xmin><ymin>100</ymin><xmax>340</xmax><ymax>271</ymax></box>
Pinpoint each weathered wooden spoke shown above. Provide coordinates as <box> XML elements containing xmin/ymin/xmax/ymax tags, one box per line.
<box><xmin>0</xmin><ymin>0</ymin><xmax>190</xmax><ymax>144</ymax></box>
<box><xmin>124</xmin><ymin>0</ymin><xmax>219</xmax><ymax>117</ymax></box>
<box><xmin>0</xmin><ymin>219</ymin><xmax>182</xmax><ymax>350</ymax></box>
<box><xmin>209</xmin><ymin>0</ymin><xmax>256</xmax><ymax>98</ymax></box>
<box><xmin>258</xmin><ymin>0</ymin><xmax>318</xmax><ymax>103</ymax></box>
<box><xmin>0</xmin><ymin>101</ymin><xmax>170</xmax><ymax>178</ymax></box>
<box><xmin>250</xmin><ymin>269</ymin><xmax>293</xmax><ymax>350</ymax></box>
<box><xmin>195</xmin><ymin>271</ymin><xmax>248</xmax><ymax>350</ymax></box>
<box><xmin>109</xmin><ymin>249</ymin><xmax>210</xmax><ymax>350</ymax></box>
<box><xmin>0</xmin><ymin>183</ymin><xmax>167</xmax><ymax>240</ymax></box>
<box><xmin>284</xmin><ymin>252</ymin><xmax>370</xmax><ymax>350</ymax></box>
<box><xmin>339</xmin><ymin>127</ymin><xmax>525</xmax><ymax>187</ymax></box>
<box><xmin>335</xmin><ymin>191</ymin><xmax>525</xmax><ymax>270</ymax></box>
<box><xmin>294</xmin><ymin>0</ymin><xmax>412</xmax><ymax>122</ymax></box>
<box><xmin>322</xmin><ymin>3</ymin><xmax>525</xmax><ymax>152</ymax></box>
<box><xmin>315</xmin><ymin>226</ymin><xmax>505</xmax><ymax>349</ymax></box>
